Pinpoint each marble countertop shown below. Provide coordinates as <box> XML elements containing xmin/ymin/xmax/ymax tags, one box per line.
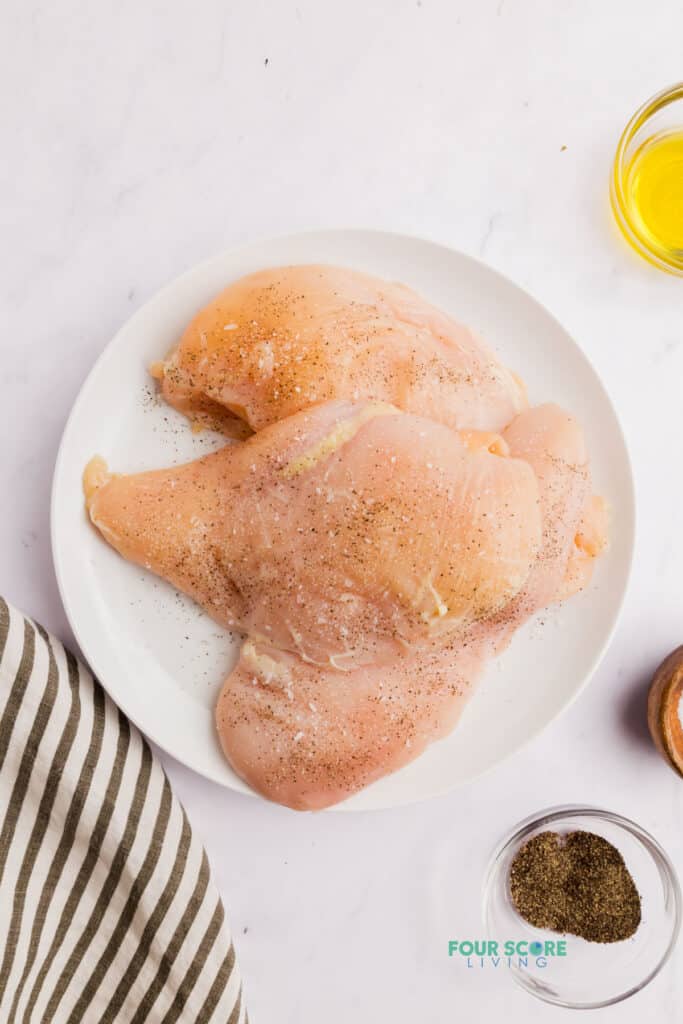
<box><xmin>2</xmin><ymin>0</ymin><xmax>683</xmax><ymax>1019</ymax></box>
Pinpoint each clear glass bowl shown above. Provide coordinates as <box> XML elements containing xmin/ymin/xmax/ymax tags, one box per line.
<box><xmin>611</xmin><ymin>82</ymin><xmax>683</xmax><ymax>275</ymax></box>
<box><xmin>482</xmin><ymin>806</ymin><xmax>681</xmax><ymax>1009</ymax></box>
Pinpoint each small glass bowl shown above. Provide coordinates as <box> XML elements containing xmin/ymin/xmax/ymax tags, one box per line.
<box><xmin>482</xmin><ymin>806</ymin><xmax>681</xmax><ymax>1009</ymax></box>
<box><xmin>611</xmin><ymin>82</ymin><xmax>683</xmax><ymax>275</ymax></box>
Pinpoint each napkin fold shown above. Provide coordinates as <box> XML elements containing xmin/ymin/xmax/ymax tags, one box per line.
<box><xmin>0</xmin><ymin>598</ymin><xmax>246</xmax><ymax>1023</ymax></box>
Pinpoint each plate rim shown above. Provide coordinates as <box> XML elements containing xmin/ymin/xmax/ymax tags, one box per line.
<box><xmin>50</xmin><ymin>227</ymin><xmax>636</xmax><ymax>810</ymax></box>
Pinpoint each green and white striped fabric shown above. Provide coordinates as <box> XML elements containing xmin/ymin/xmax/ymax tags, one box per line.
<box><xmin>0</xmin><ymin>598</ymin><xmax>246</xmax><ymax>1023</ymax></box>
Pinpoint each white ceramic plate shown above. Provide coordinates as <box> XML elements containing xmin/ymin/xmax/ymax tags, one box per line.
<box><xmin>51</xmin><ymin>231</ymin><xmax>635</xmax><ymax>810</ymax></box>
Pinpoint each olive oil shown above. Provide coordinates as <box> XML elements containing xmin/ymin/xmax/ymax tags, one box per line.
<box><xmin>623</xmin><ymin>130</ymin><xmax>683</xmax><ymax>267</ymax></box>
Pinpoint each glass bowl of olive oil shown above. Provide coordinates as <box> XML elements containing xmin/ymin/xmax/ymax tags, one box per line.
<box><xmin>612</xmin><ymin>83</ymin><xmax>683</xmax><ymax>274</ymax></box>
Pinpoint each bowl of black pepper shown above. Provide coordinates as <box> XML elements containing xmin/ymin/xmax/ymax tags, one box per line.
<box><xmin>482</xmin><ymin>806</ymin><xmax>681</xmax><ymax>1008</ymax></box>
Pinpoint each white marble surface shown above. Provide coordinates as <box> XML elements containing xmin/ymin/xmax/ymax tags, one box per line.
<box><xmin>2</xmin><ymin>0</ymin><xmax>683</xmax><ymax>1019</ymax></box>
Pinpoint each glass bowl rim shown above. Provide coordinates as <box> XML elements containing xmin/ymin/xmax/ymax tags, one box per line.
<box><xmin>482</xmin><ymin>803</ymin><xmax>682</xmax><ymax>1010</ymax></box>
<box><xmin>611</xmin><ymin>81</ymin><xmax>683</xmax><ymax>276</ymax></box>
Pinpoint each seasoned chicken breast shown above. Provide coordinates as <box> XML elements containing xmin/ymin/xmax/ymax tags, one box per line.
<box><xmin>152</xmin><ymin>265</ymin><xmax>527</xmax><ymax>436</ymax></box>
<box><xmin>213</xmin><ymin>403</ymin><xmax>605</xmax><ymax>809</ymax></box>
<box><xmin>84</xmin><ymin>398</ymin><xmax>605</xmax><ymax>809</ymax></box>
<box><xmin>215</xmin><ymin>635</ymin><xmax>489</xmax><ymax>811</ymax></box>
<box><xmin>85</xmin><ymin>257</ymin><xmax>608</xmax><ymax>810</ymax></box>
<box><xmin>84</xmin><ymin>401</ymin><xmax>541</xmax><ymax>671</ymax></box>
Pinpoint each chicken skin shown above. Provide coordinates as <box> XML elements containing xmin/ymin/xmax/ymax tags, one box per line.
<box><xmin>152</xmin><ymin>265</ymin><xmax>527</xmax><ymax>436</ymax></box>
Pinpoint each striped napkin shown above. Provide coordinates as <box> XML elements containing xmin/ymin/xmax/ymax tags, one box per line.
<box><xmin>0</xmin><ymin>598</ymin><xmax>246</xmax><ymax>1023</ymax></box>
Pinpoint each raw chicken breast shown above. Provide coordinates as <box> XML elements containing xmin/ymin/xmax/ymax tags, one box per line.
<box><xmin>499</xmin><ymin>404</ymin><xmax>591</xmax><ymax>616</ymax></box>
<box><xmin>85</xmin><ymin>395</ymin><xmax>605</xmax><ymax>809</ymax></box>
<box><xmin>215</xmin><ymin>635</ymin><xmax>489</xmax><ymax>811</ymax></box>
<box><xmin>152</xmin><ymin>265</ymin><xmax>527</xmax><ymax>436</ymax></box>
<box><xmin>561</xmin><ymin>495</ymin><xmax>609</xmax><ymax>601</ymax></box>
<box><xmin>214</xmin><ymin>403</ymin><xmax>604</xmax><ymax>809</ymax></box>
<box><xmin>85</xmin><ymin>401</ymin><xmax>542</xmax><ymax>672</ymax></box>
<box><xmin>85</xmin><ymin>253</ymin><xmax>609</xmax><ymax>809</ymax></box>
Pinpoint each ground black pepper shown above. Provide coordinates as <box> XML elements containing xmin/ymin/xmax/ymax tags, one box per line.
<box><xmin>509</xmin><ymin>830</ymin><xmax>641</xmax><ymax>943</ymax></box>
